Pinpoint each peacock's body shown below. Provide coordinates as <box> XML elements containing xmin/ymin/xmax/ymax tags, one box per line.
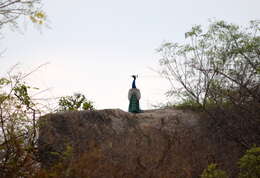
<box><xmin>128</xmin><ymin>75</ymin><xmax>141</xmax><ymax>113</ymax></box>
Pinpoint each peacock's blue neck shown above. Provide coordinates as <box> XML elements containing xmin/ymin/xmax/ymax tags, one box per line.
<box><xmin>132</xmin><ymin>78</ymin><xmax>136</xmax><ymax>88</ymax></box>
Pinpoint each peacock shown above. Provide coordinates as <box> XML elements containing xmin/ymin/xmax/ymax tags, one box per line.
<box><xmin>128</xmin><ymin>75</ymin><xmax>141</xmax><ymax>113</ymax></box>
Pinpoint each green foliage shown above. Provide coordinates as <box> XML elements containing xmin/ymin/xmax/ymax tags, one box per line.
<box><xmin>47</xmin><ymin>145</ymin><xmax>74</xmax><ymax>177</ymax></box>
<box><xmin>173</xmin><ymin>97</ymin><xmax>231</xmax><ymax>111</ymax></box>
<box><xmin>50</xmin><ymin>145</ymin><xmax>73</xmax><ymax>161</ymax></box>
<box><xmin>238</xmin><ymin>146</ymin><xmax>260</xmax><ymax>178</ymax></box>
<box><xmin>58</xmin><ymin>93</ymin><xmax>94</xmax><ymax>111</ymax></box>
<box><xmin>14</xmin><ymin>83</ymin><xmax>36</xmax><ymax>107</ymax></box>
<box><xmin>0</xmin><ymin>73</ymin><xmax>40</xmax><ymax>177</ymax></box>
<box><xmin>201</xmin><ymin>164</ymin><xmax>229</xmax><ymax>178</ymax></box>
<box><xmin>0</xmin><ymin>77</ymin><xmax>11</xmax><ymax>87</ymax></box>
<box><xmin>0</xmin><ymin>1</ymin><xmax>46</xmax><ymax>176</ymax></box>
<box><xmin>159</xmin><ymin>20</ymin><xmax>260</xmax><ymax>149</ymax></box>
<box><xmin>159</xmin><ymin>20</ymin><xmax>260</xmax><ymax>108</ymax></box>
<box><xmin>201</xmin><ymin>146</ymin><xmax>260</xmax><ymax>178</ymax></box>
<box><xmin>174</xmin><ymin>99</ymin><xmax>202</xmax><ymax>111</ymax></box>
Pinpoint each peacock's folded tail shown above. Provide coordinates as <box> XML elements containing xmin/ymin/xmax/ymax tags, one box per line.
<box><xmin>128</xmin><ymin>95</ymin><xmax>141</xmax><ymax>113</ymax></box>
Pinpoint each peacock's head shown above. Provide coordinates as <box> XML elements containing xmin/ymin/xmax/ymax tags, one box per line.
<box><xmin>131</xmin><ymin>75</ymin><xmax>138</xmax><ymax>80</ymax></box>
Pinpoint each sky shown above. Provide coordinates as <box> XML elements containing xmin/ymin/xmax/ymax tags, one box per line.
<box><xmin>1</xmin><ymin>0</ymin><xmax>260</xmax><ymax>111</ymax></box>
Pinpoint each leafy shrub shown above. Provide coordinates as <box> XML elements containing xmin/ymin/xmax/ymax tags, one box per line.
<box><xmin>174</xmin><ymin>99</ymin><xmax>202</xmax><ymax>111</ymax></box>
<box><xmin>201</xmin><ymin>146</ymin><xmax>260</xmax><ymax>178</ymax></box>
<box><xmin>200</xmin><ymin>164</ymin><xmax>228</xmax><ymax>178</ymax></box>
<box><xmin>0</xmin><ymin>74</ymin><xmax>40</xmax><ymax>177</ymax></box>
<box><xmin>57</xmin><ymin>93</ymin><xmax>94</xmax><ymax>111</ymax></box>
<box><xmin>238</xmin><ymin>146</ymin><xmax>260</xmax><ymax>178</ymax></box>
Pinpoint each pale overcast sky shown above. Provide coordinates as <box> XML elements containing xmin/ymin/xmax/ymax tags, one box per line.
<box><xmin>1</xmin><ymin>0</ymin><xmax>260</xmax><ymax>110</ymax></box>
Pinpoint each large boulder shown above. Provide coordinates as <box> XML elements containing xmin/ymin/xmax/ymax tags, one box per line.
<box><xmin>38</xmin><ymin>109</ymin><xmax>242</xmax><ymax>177</ymax></box>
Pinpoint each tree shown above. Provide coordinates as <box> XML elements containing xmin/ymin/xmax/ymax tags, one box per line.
<box><xmin>0</xmin><ymin>70</ymin><xmax>41</xmax><ymax>177</ymax></box>
<box><xmin>158</xmin><ymin>20</ymin><xmax>260</xmax><ymax>148</ymax></box>
<box><xmin>0</xmin><ymin>0</ymin><xmax>46</xmax><ymax>30</ymax></box>
<box><xmin>158</xmin><ymin>20</ymin><xmax>260</xmax><ymax>108</ymax></box>
<box><xmin>0</xmin><ymin>1</ymin><xmax>46</xmax><ymax>175</ymax></box>
<box><xmin>57</xmin><ymin>93</ymin><xmax>95</xmax><ymax>111</ymax></box>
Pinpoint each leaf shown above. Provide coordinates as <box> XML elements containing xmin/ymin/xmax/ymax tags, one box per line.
<box><xmin>0</xmin><ymin>78</ymin><xmax>11</xmax><ymax>86</ymax></box>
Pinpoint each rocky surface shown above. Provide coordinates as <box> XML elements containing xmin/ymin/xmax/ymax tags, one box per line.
<box><xmin>38</xmin><ymin>108</ymin><xmax>242</xmax><ymax>177</ymax></box>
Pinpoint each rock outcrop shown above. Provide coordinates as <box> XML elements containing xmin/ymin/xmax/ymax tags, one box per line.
<box><xmin>38</xmin><ymin>109</ymin><xmax>242</xmax><ymax>177</ymax></box>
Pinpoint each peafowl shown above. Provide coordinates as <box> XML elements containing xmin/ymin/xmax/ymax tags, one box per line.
<box><xmin>128</xmin><ymin>75</ymin><xmax>141</xmax><ymax>113</ymax></box>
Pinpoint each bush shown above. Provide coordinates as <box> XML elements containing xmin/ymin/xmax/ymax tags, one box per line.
<box><xmin>238</xmin><ymin>146</ymin><xmax>260</xmax><ymax>178</ymax></box>
<box><xmin>201</xmin><ymin>164</ymin><xmax>229</xmax><ymax>178</ymax></box>
<box><xmin>201</xmin><ymin>146</ymin><xmax>260</xmax><ymax>178</ymax></box>
<box><xmin>0</xmin><ymin>74</ymin><xmax>40</xmax><ymax>177</ymax></box>
<box><xmin>57</xmin><ymin>93</ymin><xmax>94</xmax><ymax>111</ymax></box>
<box><xmin>174</xmin><ymin>99</ymin><xmax>202</xmax><ymax>111</ymax></box>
